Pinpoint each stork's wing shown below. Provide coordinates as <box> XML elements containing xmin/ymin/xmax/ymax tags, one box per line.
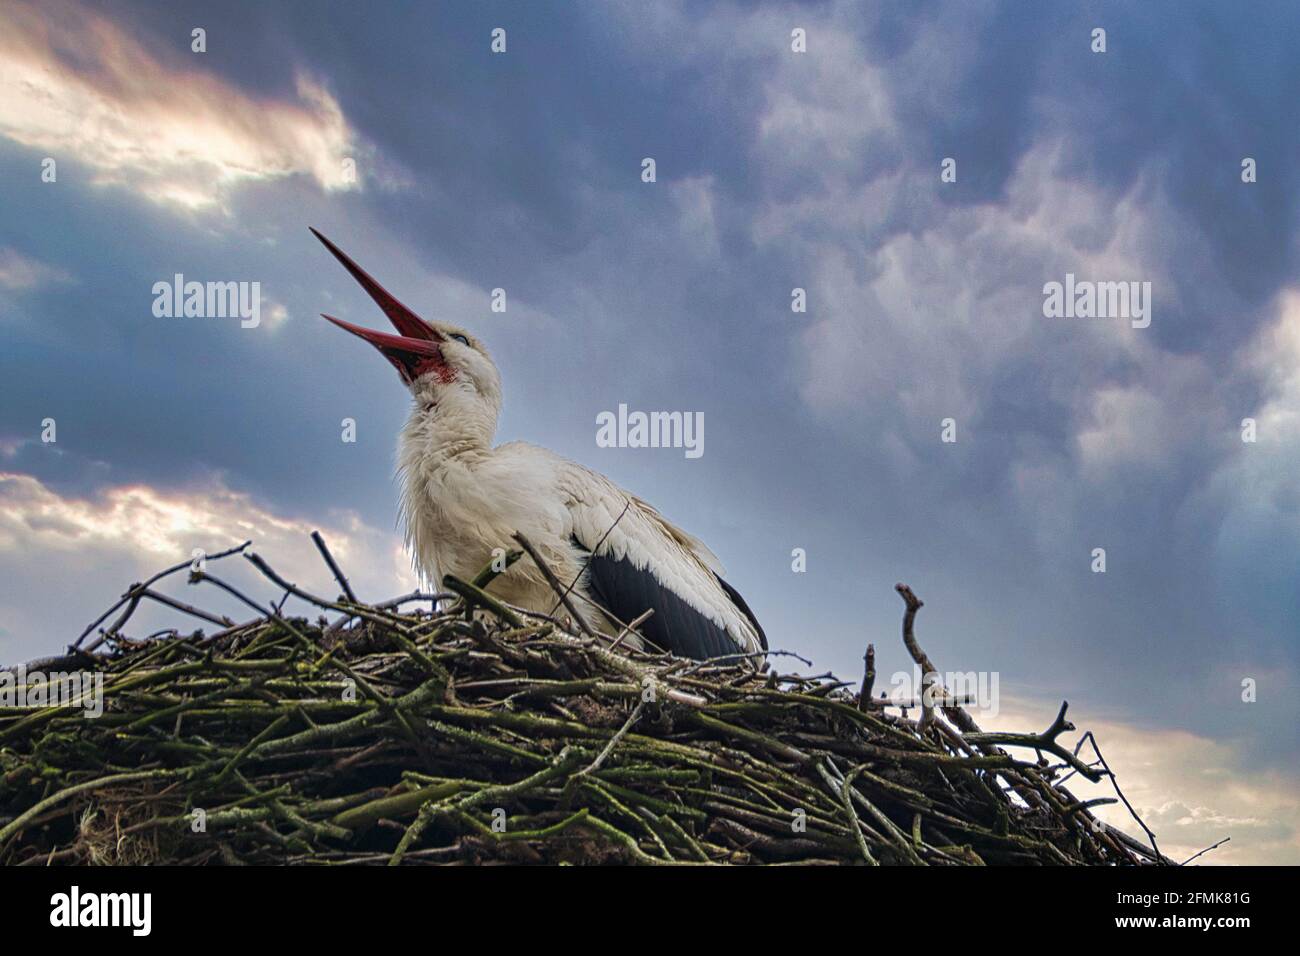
<box><xmin>561</xmin><ymin>465</ymin><xmax>767</xmax><ymax>661</ymax></box>
<box><xmin>713</xmin><ymin>574</ymin><xmax>768</xmax><ymax>652</ymax></box>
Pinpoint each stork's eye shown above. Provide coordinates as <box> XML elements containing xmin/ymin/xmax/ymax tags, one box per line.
<box><xmin>449</xmin><ymin>333</ymin><xmax>470</xmax><ymax>346</ymax></box>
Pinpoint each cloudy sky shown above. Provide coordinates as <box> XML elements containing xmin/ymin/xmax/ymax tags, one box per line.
<box><xmin>1</xmin><ymin>0</ymin><xmax>1297</xmax><ymax>863</ymax></box>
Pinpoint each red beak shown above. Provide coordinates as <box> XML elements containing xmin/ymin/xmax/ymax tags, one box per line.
<box><xmin>311</xmin><ymin>228</ymin><xmax>449</xmax><ymax>384</ymax></box>
<box><xmin>320</xmin><ymin>313</ymin><xmax>447</xmax><ymax>384</ymax></box>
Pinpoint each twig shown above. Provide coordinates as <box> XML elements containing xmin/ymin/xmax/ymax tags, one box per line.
<box><xmin>547</xmin><ymin>500</ymin><xmax>632</xmax><ymax>617</ymax></box>
<box><xmin>513</xmin><ymin>531</ymin><xmax>597</xmax><ymax>639</ymax></box>
<box><xmin>1181</xmin><ymin>837</ymin><xmax>1230</xmax><ymax>866</ymax></box>
<box><xmin>1076</xmin><ymin>730</ymin><xmax>1167</xmax><ymax>861</ymax></box>
<box><xmin>859</xmin><ymin>643</ymin><xmax>875</xmax><ymax>712</ymax></box>
<box><xmin>965</xmin><ymin>702</ymin><xmax>1104</xmax><ymax>783</ymax></box>
<box><xmin>311</xmin><ymin>531</ymin><xmax>357</xmax><ymax>603</ymax></box>
<box><xmin>73</xmin><ymin>540</ymin><xmax>251</xmax><ymax>650</ymax></box>
<box><xmin>608</xmin><ymin>609</ymin><xmax>654</xmax><ymax>652</ymax></box>
<box><xmin>895</xmin><ymin>585</ymin><xmax>935</xmax><ymax>732</ymax></box>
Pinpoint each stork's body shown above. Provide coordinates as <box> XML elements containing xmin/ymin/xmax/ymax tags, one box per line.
<box><xmin>314</xmin><ymin>229</ymin><xmax>766</xmax><ymax>661</ymax></box>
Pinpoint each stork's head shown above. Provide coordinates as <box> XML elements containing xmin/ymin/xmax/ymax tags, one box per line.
<box><xmin>312</xmin><ymin>228</ymin><xmax>502</xmax><ymax>427</ymax></box>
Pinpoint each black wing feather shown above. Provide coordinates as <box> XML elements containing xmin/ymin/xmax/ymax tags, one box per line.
<box><xmin>578</xmin><ymin>543</ymin><xmax>747</xmax><ymax>661</ymax></box>
<box><xmin>714</xmin><ymin>573</ymin><xmax>768</xmax><ymax>652</ymax></box>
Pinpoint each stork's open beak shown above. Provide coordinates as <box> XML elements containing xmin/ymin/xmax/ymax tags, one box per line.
<box><xmin>320</xmin><ymin>313</ymin><xmax>447</xmax><ymax>384</ymax></box>
<box><xmin>311</xmin><ymin>227</ymin><xmax>449</xmax><ymax>384</ymax></box>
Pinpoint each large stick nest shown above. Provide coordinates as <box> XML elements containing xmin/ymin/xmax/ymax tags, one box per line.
<box><xmin>0</xmin><ymin>538</ymin><xmax>1167</xmax><ymax>865</ymax></box>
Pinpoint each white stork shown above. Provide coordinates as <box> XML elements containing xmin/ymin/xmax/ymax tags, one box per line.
<box><xmin>312</xmin><ymin>229</ymin><xmax>767</xmax><ymax>662</ymax></box>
